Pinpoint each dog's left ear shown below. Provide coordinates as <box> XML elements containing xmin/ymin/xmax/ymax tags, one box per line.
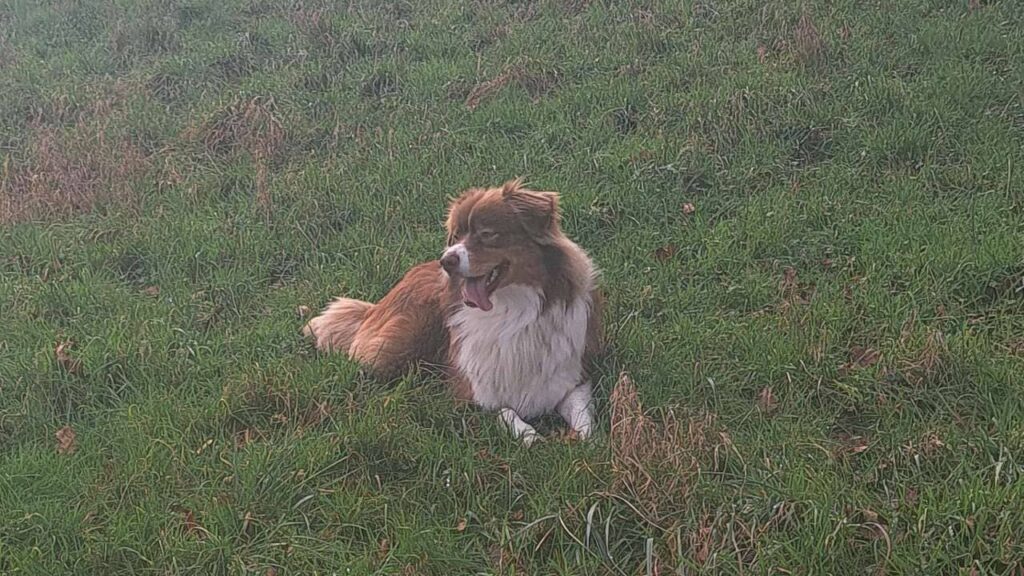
<box><xmin>503</xmin><ymin>180</ymin><xmax>560</xmax><ymax>244</ymax></box>
<box><xmin>445</xmin><ymin>187</ymin><xmax>483</xmax><ymax>245</ymax></box>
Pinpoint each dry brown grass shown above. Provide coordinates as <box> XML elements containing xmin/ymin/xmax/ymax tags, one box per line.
<box><xmin>608</xmin><ymin>371</ymin><xmax>728</xmax><ymax>527</ymax></box>
<box><xmin>188</xmin><ymin>96</ymin><xmax>285</xmax><ymax>161</ymax></box>
<box><xmin>897</xmin><ymin>328</ymin><xmax>948</xmax><ymax>387</ymax></box>
<box><xmin>465</xmin><ymin>61</ymin><xmax>560</xmax><ymax>110</ymax></box>
<box><xmin>1</xmin><ymin>113</ymin><xmax>150</xmax><ymax>224</ymax></box>
<box><xmin>465</xmin><ymin>69</ymin><xmax>519</xmax><ymax>110</ymax></box>
<box><xmin>180</xmin><ymin>96</ymin><xmax>285</xmax><ymax>214</ymax></box>
<box><xmin>794</xmin><ymin>9</ymin><xmax>827</xmax><ymax>66</ymax></box>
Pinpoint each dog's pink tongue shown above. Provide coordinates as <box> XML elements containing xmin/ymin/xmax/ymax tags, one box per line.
<box><xmin>462</xmin><ymin>277</ymin><xmax>493</xmax><ymax>311</ymax></box>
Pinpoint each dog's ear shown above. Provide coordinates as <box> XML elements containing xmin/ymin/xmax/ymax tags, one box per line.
<box><xmin>445</xmin><ymin>188</ymin><xmax>482</xmax><ymax>245</ymax></box>
<box><xmin>502</xmin><ymin>179</ymin><xmax>560</xmax><ymax>244</ymax></box>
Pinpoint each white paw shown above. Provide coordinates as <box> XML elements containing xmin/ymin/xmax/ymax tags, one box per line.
<box><xmin>499</xmin><ymin>408</ymin><xmax>543</xmax><ymax>447</ymax></box>
<box><xmin>520</xmin><ymin>427</ymin><xmax>542</xmax><ymax>447</ymax></box>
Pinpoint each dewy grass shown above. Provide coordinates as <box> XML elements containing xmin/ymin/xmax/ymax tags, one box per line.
<box><xmin>1</xmin><ymin>0</ymin><xmax>1023</xmax><ymax>573</ymax></box>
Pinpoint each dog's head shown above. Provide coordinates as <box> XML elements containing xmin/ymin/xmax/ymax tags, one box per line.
<box><xmin>440</xmin><ymin>179</ymin><xmax>562</xmax><ymax>311</ymax></box>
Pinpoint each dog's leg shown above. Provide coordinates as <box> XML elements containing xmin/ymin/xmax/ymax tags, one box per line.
<box><xmin>499</xmin><ymin>408</ymin><xmax>541</xmax><ymax>446</ymax></box>
<box><xmin>557</xmin><ymin>383</ymin><xmax>594</xmax><ymax>440</ymax></box>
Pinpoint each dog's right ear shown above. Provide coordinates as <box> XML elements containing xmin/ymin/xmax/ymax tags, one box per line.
<box><xmin>502</xmin><ymin>180</ymin><xmax>561</xmax><ymax>244</ymax></box>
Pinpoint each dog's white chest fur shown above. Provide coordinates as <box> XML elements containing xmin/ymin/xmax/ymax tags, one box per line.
<box><xmin>447</xmin><ymin>285</ymin><xmax>591</xmax><ymax>419</ymax></box>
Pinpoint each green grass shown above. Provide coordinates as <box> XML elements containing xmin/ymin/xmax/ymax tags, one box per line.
<box><xmin>1</xmin><ymin>0</ymin><xmax>1023</xmax><ymax>573</ymax></box>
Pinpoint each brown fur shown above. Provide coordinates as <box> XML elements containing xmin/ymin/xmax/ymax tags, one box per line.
<box><xmin>304</xmin><ymin>179</ymin><xmax>603</xmax><ymax>387</ymax></box>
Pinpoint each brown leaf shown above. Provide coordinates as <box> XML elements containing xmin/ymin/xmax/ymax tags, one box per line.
<box><xmin>296</xmin><ymin>305</ymin><xmax>311</xmax><ymax>317</ymax></box>
<box><xmin>850</xmin><ymin>346</ymin><xmax>881</xmax><ymax>368</ymax></box>
<box><xmin>55</xmin><ymin>339</ymin><xmax>82</xmax><ymax>375</ymax></box>
<box><xmin>455</xmin><ymin>517</ymin><xmax>467</xmax><ymax>532</ymax></box>
<box><xmin>378</xmin><ymin>538</ymin><xmax>390</xmax><ymax>560</ymax></box>
<box><xmin>756</xmin><ymin>45</ymin><xmax>767</xmax><ymax>64</ymax></box>
<box><xmin>903</xmin><ymin>487</ymin><xmax>919</xmax><ymax>507</ymax></box>
<box><xmin>781</xmin><ymin>266</ymin><xmax>798</xmax><ymax>290</ymax></box>
<box><xmin>757</xmin><ymin>387</ymin><xmax>778</xmax><ymax>414</ymax></box>
<box><xmin>558</xmin><ymin>428</ymin><xmax>580</xmax><ymax>443</ymax></box>
<box><xmin>968</xmin><ymin>0</ymin><xmax>981</xmax><ymax>12</ymax></box>
<box><xmin>265</xmin><ymin>568</ymin><xmax>279</xmax><ymax>576</ymax></box>
<box><xmin>681</xmin><ymin>202</ymin><xmax>696</xmax><ymax>215</ymax></box>
<box><xmin>654</xmin><ymin>244</ymin><xmax>678</xmax><ymax>261</ymax></box>
<box><xmin>55</xmin><ymin>425</ymin><xmax>77</xmax><ymax>455</ymax></box>
<box><xmin>833</xmin><ymin>432</ymin><xmax>870</xmax><ymax>457</ymax></box>
<box><xmin>838</xmin><ymin>25</ymin><xmax>852</xmax><ymax>41</ymax></box>
<box><xmin>142</xmin><ymin>285</ymin><xmax>161</xmax><ymax>296</ymax></box>
<box><xmin>1009</xmin><ymin>339</ymin><xmax>1024</xmax><ymax>356</ymax></box>
<box><xmin>182</xmin><ymin>509</ymin><xmax>201</xmax><ymax>537</ymax></box>
<box><xmin>856</xmin><ymin>508</ymin><xmax>888</xmax><ymax>541</ymax></box>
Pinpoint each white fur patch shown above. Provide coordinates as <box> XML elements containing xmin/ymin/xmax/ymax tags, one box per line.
<box><xmin>499</xmin><ymin>408</ymin><xmax>541</xmax><ymax>446</ymax></box>
<box><xmin>557</xmin><ymin>383</ymin><xmax>594</xmax><ymax>439</ymax></box>
<box><xmin>447</xmin><ymin>282</ymin><xmax>593</xmax><ymax>421</ymax></box>
<box><xmin>442</xmin><ymin>243</ymin><xmax>470</xmax><ymax>276</ymax></box>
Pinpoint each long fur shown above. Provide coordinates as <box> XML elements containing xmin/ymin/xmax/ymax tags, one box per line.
<box><xmin>302</xmin><ymin>297</ymin><xmax>372</xmax><ymax>353</ymax></box>
<box><xmin>304</xmin><ymin>179</ymin><xmax>602</xmax><ymax>441</ymax></box>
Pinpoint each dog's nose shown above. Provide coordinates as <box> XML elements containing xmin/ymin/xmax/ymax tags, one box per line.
<box><xmin>440</xmin><ymin>251</ymin><xmax>460</xmax><ymax>274</ymax></box>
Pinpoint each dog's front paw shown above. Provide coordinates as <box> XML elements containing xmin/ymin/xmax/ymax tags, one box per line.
<box><xmin>499</xmin><ymin>408</ymin><xmax>542</xmax><ymax>447</ymax></box>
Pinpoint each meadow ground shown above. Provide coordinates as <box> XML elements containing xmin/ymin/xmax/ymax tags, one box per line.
<box><xmin>1</xmin><ymin>0</ymin><xmax>1024</xmax><ymax>573</ymax></box>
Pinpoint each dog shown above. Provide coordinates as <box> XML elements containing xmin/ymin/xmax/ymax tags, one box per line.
<box><xmin>303</xmin><ymin>179</ymin><xmax>602</xmax><ymax>445</ymax></box>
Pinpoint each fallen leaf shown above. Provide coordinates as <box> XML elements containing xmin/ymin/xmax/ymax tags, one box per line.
<box><xmin>968</xmin><ymin>0</ymin><xmax>981</xmax><ymax>12</ymax></box>
<box><xmin>378</xmin><ymin>538</ymin><xmax>390</xmax><ymax>560</ymax></box>
<box><xmin>455</xmin><ymin>517</ymin><xmax>467</xmax><ymax>532</ymax></box>
<box><xmin>839</xmin><ymin>346</ymin><xmax>881</xmax><ymax>375</ymax></box>
<box><xmin>838</xmin><ymin>24</ymin><xmax>852</xmax><ymax>41</ymax></box>
<box><xmin>296</xmin><ymin>305</ymin><xmax>311</xmax><ymax>317</ymax></box>
<box><xmin>757</xmin><ymin>45</ymin><xmax>767</xmax><ymax>63</ymax></box>
<box><xmin>757</xmin><ymin>387</ymin><xmax>778</xmax><ymax>414</ymax></box>
<box><xmin>654</xmin><ymin>244</ymin><xmax>678</xmax><ymax>261</ymax></box>
<box><xmin>903</xmin><ymin>487</ymin><xmax>919</xmax><ymax>507</ymax></box>
<box><xmin>833</xmin><ymin>432</ymin><xmax>870</xmax><ymax>458</ymax></box>
<box><xmin>182</xmin><ymin>509</ymin><xmax>201</xmax><ymax>537</ymax></box>
<box><xmin>850</xmin><ymin>346</ymin><xmax>881</xmax><ymax>368</ymax></box>
<box><xmin>143</xmin><ymin>286</ymin><xmax>161</xmax><ymax>296</ymax></box>
<box><xmin>681</xmin><ymin>202</ymin><xmax>696</xmax><ymax>215</ymax></box>
<box><xmin>266</xmin><ymin>568</ymin><xmax>279</xmax><ymax>576</ymax></box>
<box><xmin>55</xmin><ymin>340</ymin><xmax>82</xmax><ymax>375</ymax></box>
<box><xmin>781</xmin><ymin>266</ymin><xmax>798</xmax><ymax>289</ymax></box>
<box><xmin>822</xmin><ymin>257</ymin><xmax>833</xmax><ymax>268</ymax></box>
<box><xmin>55</xmin><ymin>425</ymin><xmax>77</xmax><ymax>455</ymax></box>
<box><xmin>511</xmin><ymin>509</ymin><xmax>524</xmax><ymax>521</ymax></box>
<box><xmin>856</xmin><ymin>508</ymin><xmax>888</xmax><ymax>541</ymax></box>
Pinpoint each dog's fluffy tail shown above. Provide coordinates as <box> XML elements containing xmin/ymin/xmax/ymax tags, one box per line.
<box><xmin>303</xmin><ymin>297</ymin><xmax>373</xmax><ymax>353</ymax></box>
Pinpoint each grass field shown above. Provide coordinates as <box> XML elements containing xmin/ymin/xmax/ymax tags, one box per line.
<box><xmin>2</xmin><ymin>0</ymin><xmax>1024</xmax><ymax>573</ymax></box>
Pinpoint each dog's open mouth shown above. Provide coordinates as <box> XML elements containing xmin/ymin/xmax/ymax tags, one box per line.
<box><xmin>462</xmin><ymin>263</ymin><xmax>506</xmax><ymax>311</ymax></box>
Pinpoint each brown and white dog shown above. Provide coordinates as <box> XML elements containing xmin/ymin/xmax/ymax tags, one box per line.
<box><xmin>303</xmin><ymin>179</ymin><xmax>602</xmax><ymax>445</ymax></box>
